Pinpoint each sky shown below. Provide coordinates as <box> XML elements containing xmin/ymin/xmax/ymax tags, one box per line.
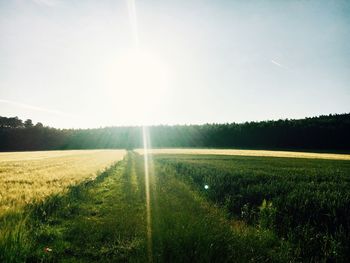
<box><xmin>0</xmin><ymin>0</ymin><xmax>349</xmax><ymax>128</ymax></box>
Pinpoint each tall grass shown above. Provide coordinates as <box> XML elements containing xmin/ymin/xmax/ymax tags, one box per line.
<box><xmin>1</xmin><ymin>152</ymin><xmax>296</xmax><ymax>262</ymax></box>
<box><xmin>0</xmin><ymin>159</ymin><xmax>134</xmax><ymax>262</ymax></box>
<box><xmin>0</xmin><ymin>150</ymin><xmax>125</xmax><ymax>215</ymax></box>
<box><xmin>135</xmin><ymin>154</ymin><xmax>294</xmax><ymax>262</ymax></box>
<box><xmin>155</xmin><ymin>154</ymin><xmax>350</xmax><ymax>262</ymax></box>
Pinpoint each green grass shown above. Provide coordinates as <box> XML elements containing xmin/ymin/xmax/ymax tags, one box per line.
<box><xmin>0</xmin><ymin>152</ymin><xmax>297</xmax><ymax>262</ymax></box>
<box><xmin>3</xmin><ymin>152</ymin><xmax>348</xmax><ymax>262</ymax></box>
<box><xmin>0</xmin><ymin>154</ymin><xmax>148</xmax><ymax>262</ymax></box>
<box><xmin>155</xmin><ymin>154</ymin><xmax>350</xmax><ymax>262</ymax></box>
<box><xmin>150</xmin><ymin>156</ymin><xmax>291</xmax><ymax>262</ymax></box>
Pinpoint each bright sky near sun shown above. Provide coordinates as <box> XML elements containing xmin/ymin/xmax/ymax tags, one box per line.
<box><xmin>1</xmin><ymin>0</ymin><xmax>349</xmax><ymax>128</ymax></box>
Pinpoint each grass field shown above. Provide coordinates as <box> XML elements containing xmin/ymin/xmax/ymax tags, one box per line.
<box><xmin>1</xmin><ymin>150</ymin><xmax>350</xmax><ymax>262</ymax></box>
<box><xmin>0</xmin><ymin>150</ymin><xmax>125</xmax><ymax>215</ymax></box>
<box><xmin>154</xmin><ymin>153</ymin><xmax>350</xmax><ymax>261</ymax></box>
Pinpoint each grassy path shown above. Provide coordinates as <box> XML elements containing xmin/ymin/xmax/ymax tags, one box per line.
<box><xmin>0</xmin><ymin>153</ymin><xmax>148</xmax><ymax>262</ymax></box>
<box><xmin>38</xmin><ymin>153</ymin><xmax>148</xmax><ymax>262</ymax></box>
<box><xmin>1</xmin><ymin>152</ymin><xmax>290</xmax><ymax>262</ymax></box>
<box><xmin>147</xmin><ymin>154</ymin><xmax>289</xmax><ymax>262</ymax></box>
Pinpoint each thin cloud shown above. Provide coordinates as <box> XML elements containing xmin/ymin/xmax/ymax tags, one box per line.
<box><xmin>0</xmin><ymin>99</ymin><xmax>68</xmax><ymax>117</ymax></box>
<box><xmin>270</xmin><ymin>59</ymin><xmax>289</xmax><ymax>70</ymax></box>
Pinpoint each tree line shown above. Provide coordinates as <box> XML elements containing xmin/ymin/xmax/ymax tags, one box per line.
<box><xmin>0</xmin><ymin>113</ymin><xmax>349</xmax><ymax>151</ymax></box>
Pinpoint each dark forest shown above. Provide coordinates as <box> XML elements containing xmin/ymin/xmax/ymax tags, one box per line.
<box><xmin>0</xmin><ymin>113</ymin><xmax>349</xmax><ymax>151</ymax></box>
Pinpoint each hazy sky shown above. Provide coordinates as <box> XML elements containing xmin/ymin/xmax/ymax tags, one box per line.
<box><xmin>1</xmin><ymin>0</ymin><xmax>349</xmax><ymax>128</ymax></box>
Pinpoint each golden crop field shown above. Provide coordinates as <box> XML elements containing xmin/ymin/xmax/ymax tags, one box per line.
<box><xmin>136</xmin><ymin>148</ymin><xmax>350</xmax><ymax>160</ymax></box>
<box><xmin>0</xmin><ymin>150</ymin><xmax>125</xmax><ymax>215</ymax></box>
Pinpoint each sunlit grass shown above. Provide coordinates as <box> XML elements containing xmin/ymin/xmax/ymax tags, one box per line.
<box><xmin>135</xmin><ymin>148</ymin><xmax>350</xmax><ymax>160</ymax></box>
<box><xmin>0</xmin><ymin>150</ymin><xmax>125</xmax><ymax>215</ymax></box>
<box><xmin>0</xmin><ymin>152</ymin><xmax>295</xmax><ymax>262</ymax></box>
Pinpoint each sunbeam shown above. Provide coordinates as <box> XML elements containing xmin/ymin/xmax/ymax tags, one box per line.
<box><xmin>127</xmin><ymin>1</ymin><xmax>153</xmax><ymax>260</ymax></box>
<box><xmin>127</xmin><ymin>0</ymin><xmax>139</xmax><ymax>48</ymax></box>
<box><xmin>142</xmin><ymin>126</ymin><xmax>153</xmax><ymax>262</ymax></box>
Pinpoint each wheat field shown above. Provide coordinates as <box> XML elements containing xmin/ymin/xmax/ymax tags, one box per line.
<box><xmin>136</xmin><ymin>148</ymin><xmax>350</xmax><ymax>160</ymax></box>
<box><xmin>0</xmin><ymin>150</ymin><xmax>125</xmax><ymax>215</ymax></box>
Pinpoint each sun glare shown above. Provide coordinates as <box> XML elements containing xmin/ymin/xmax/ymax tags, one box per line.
<box><xmin>106</xmin><ymin>48</ymin><xmax>170</xmax><ymax>124</ymax></box>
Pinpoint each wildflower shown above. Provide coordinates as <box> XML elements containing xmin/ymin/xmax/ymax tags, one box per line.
<box><xmin>44</xmin><ymin>247</ymin><xmax>52</xmax><ymax>253</ymax></box>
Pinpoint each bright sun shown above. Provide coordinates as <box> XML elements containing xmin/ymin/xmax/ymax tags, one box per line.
<box><xmin>106</xmin><ymin>48</ymin><xmax>170</xmax><ymax>124</ymax></box>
